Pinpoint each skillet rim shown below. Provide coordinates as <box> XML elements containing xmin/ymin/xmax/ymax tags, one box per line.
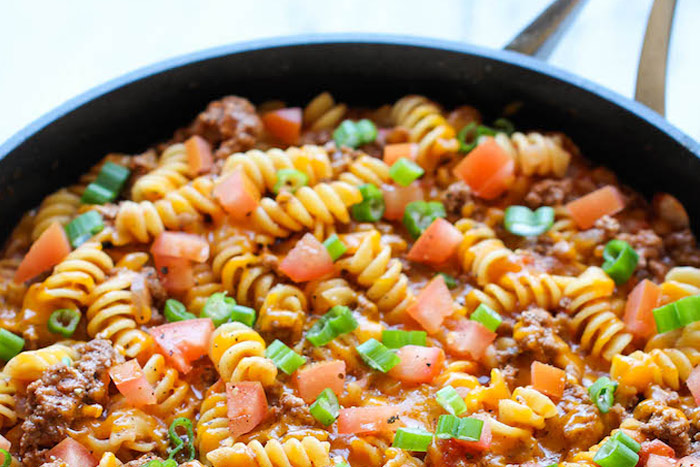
<box><xmin>1</xmin><ymin>33</ymin><xmax>698</xmax><ymax>160</ymax></box>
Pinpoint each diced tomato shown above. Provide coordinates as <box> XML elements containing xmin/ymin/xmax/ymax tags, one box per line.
<box><xmin>624</xmin><ymin>279</ymin><xmax>661</xmax><ymax>338</ymax></box>
<box><xmin>687</xmin><ymin>365</ymin><xmax>700</xmax><ymax>405</ymax></box>
<box><xmin>184</xmin><ymin>135</ymin><xmax>213</xmax><ymax>176</ymax></box>
<box><xmin>153</xmin><ymin>254</ymin><xmax>194</xmax><ymax>294</ymax></box>
<box><xmin>407</xmin><ymin>218</ymin><xmax>462</xmax><ymax>265</ymax></box>
<box><xmin>47</xmin><ymin>438</ymin><xmax>97</xmax><ymax>467</ymax></box>
<box><xmin>214</xmin><ymin>168</ymin><xmax>261</xmax><ymax>221</ymax></box>
<box><xmin>388</xmin><ymin>345</ymin><xmax>445</xmax><ymax>384</ymax></box>
<box><xmin>565</xmin><ymin>185</ymin><xmax>625</xmax><ymax>229</ymax></box>
<box><xmin>453</xmin><ymin>138</ymin><xmax>514</xmax><ymax>200</ymax></box>
<box><xmin>677</xmin><ymin>457</ymin><xmax>700</xmax><ymax>467</ymax></box>
<box><xmin>446</xmin><ymin>320</ymin><xmax>497</xmax><ymax>360</ymax></box>
<box><xmin>262</xmin><ymin>107</ymin><xmax>302</xmax><ymax>145</ymax></box>
<box><xmin>382</xmin><ymin>183</ymin><xmax>423</xmax><ymax>221</ymax></box>
<box><xmin>639</xmin><ymin>440</ymin><xmax>676</xmax><ymax>467</ymax></box>
<box><xmin>453</xmin><ymin>414</ymin><xmax>492</xmax><ymax>453</ymax></box>
<box><xmin>151</xmin><ymin>231</ymin><xmax>209</xmax><ymax>263</ymax></box>
<box><xmin>109</xmin><ymin>359</ymin><xmax>156</xmax><ymax>406</ymax></box>
<box><xmin>0</xmin><ymin>434</ymin><xmax>9</xmax><ymax>451</ymax></box>
<box><xmin>294</xmin><ymin>360</ymin><xmax>346</xmax><ymax>403</ymax></box>
<box><xmin>337</xmin><ymin>405</ymin><xmax>403</xmax><ymax>434</ymax></box>
<box><xmin>530</xmin><ymin>361</ymin><xmax>566</xmax><ymax>399</ymax></box>
<box><xmin>14</xmin><ymin>222</ymin><xmax>71</xmax><ymax>283</ymax></box>
<box><xmin>148</xmin><ymin>318</ymin><xmax>214</xmax><ymax>373</ymax></box>
<box><xmin>407</xmin><ymin>275</ymin><xmax>454</xmax><ymax>334</ymax></box>
<box><xmin>646</xmin><ymin>454</ymin><xmax>677</xmax><ymax>467</ymax></box>
<box><xmin>383</xmin><ymin>143</ymin><xmax>418</xmax><ymax>166</ymax></box>
<box><xmin>226</xmin><ymin>381</ymin><xmax>268</xmax><ymax>437</ymax></box>
<box><xmin>279</xmin><ymin>233</ymin><xmax>335</xmax><ymax>282</ymax></box>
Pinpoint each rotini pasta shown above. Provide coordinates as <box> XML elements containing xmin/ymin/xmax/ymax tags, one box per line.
<box><xmin>303</xmin><ymin>92</ymin><xmax>347</xmax><ymax>131</ymax></box>
<box><xmin>131</xmin><ymin>143</ymin><xmax>191</xmax><ymax>202</ymax></box>
<box><xmin>209</xmin><ymin>322</ymin><xmax>278</xmax><ymax>386</ymax></box>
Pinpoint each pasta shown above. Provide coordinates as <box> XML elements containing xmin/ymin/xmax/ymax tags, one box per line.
<box><xmin>3</xmin><ymin>92</ymin><xmax>700</xmax><ymax>467</ymax></box>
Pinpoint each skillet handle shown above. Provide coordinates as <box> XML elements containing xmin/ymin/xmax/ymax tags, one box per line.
<box><xmin>505</xmin><ymin>0</ymin><xmax>677</xmax><ymax>117</ymax></box>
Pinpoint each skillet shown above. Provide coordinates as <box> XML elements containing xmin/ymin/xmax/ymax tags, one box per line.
<box><xmin>1</xmin><ymin>33</ymin><xmax>699</xmax><ymax>242</ymax></box>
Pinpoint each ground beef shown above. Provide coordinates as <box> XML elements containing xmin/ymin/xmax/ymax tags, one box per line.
<box><xmin>665</xmin><ymin>229</ymin><xmax>700</xmax><ymax>267</ymax></box>
<box><xmin>512</xmin><ymin>308</ymin><xmax>563</xmax><ymax>364</ymax></box>
<box><xmin>19</xmin><ymin>340</ymin><xmax>121</xmax><ymax>467</ymax></box>
<box><xmin>178</xmin><ymin>96</ymin><xmax>263</xmax><ymax>159</ymax></box>
<box><xmin>593</xmin><ymin>215</ymin><xmax>621</xmax><ymax>238</ymax></box>
<box><xmin>299</xmin><ymin>129</ymin><xmax>332</xmax><ymax>146</ymax></box>
<box><xmin>524</xmin><ymin>178</ymin><xmax>573</xmax><ymax>208</ymax></box>
<box><xmin>639</xmin><ymin>401</ymin><xmax>691</xmax><ymax>455</ymax></box>
<box><xmin>128</xmin><ymin>149</ymin><xmax>158</xmax><ymax>179</ymax></box>
<box><xmin>276</xmin><ymin>392</ymin><xmax>316</xmax><ymax>426</ymax></box>
<box><xmin>555</xmin><ymin>380</ymin><xmax>606</xmax><ymax>453</ymax></box>
<box><xmin>141</xmin><ymin>266</ymin><xmax>167</xmax><ymax>311</ymax></box>
<box><xmin>443</xmin><ymin>181</ymin><xmax>472</xmax><ymax>216</ymax></box>
<box><xmin>618</xmin><ymin>229</ymin><xmax>664</xmax><ymax>269</ymax></box>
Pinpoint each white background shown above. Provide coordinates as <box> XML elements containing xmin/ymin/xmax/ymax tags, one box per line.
<box><xmin>0</xmin><ymin>0</ymin><xmax>698</xmax><ymax>144</ymax></box>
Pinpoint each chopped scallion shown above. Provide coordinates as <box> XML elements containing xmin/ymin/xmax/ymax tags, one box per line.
<box><xmin>470</xmin><ymin>304</ymin><xmax>502</xmax><ymax>332</ymax></box>
<box><xmin>391</xmin><ymin>427</ymin><xmax>433</xmax><ymax>452</ymax></box>
<box><xmin>65</xmin><ymin>211</ymin><xmax>104</xmax><ymax>248</ymax></box>
<box><xmin>435</xmin><ymin>385</ymin><xmax>467</xmax><ymax>416</ymax></box>
<box><xmin>356</xmin><ymin>338</ymin><xmax>400</xmax><ymax>373</ymax></box>
<box><xmin>381</xmin><ymin>330</ymin><xmax>427</xmax><ymax>349</ymax></box>
<box><xmin>266</xmin><ymin>339</ymin><xmax>306</xmax><ymax>375</ymax></box>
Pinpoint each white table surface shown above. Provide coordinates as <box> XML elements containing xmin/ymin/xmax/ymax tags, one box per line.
<box><xmin>1</xmin><ymin>0</ymin><xmax>698</xmax><ymax>145</ymax></box>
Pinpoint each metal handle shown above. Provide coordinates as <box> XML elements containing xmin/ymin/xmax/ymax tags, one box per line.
<box><xmin>505</xmin><ymin>0</ymin><xmax>677</xmax><ymax>116</ymax></box>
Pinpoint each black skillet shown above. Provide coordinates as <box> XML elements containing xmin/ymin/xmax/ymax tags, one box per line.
<box><xmin>1</xmin><ymin>4</ymin><xmax>699</xmax><ymax>242</ymax></box>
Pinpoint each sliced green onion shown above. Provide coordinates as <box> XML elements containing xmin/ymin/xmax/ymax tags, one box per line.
<box><xmin>65</xmin><ymin>211</ymin><xmax>104</xmax><ymax>248</ymax></box>
<box><xmin>333</xmin><ymin>119</ymin><xmax>377</xmax><ymax>149</ymax></box>
<box><xmin>273</xmin><ymin>169</ymin><xmax>308</xmax><ymax>194</ymax></box>
<box><xmin>602</xmin><ymin>240</ymin><xmax>639</xmax><ymax>285</ymax></box>
<box><xmin>0</xmin><ymin>450</ymin><xmax>10</xmax><ymax>467</ymax></box>
<box><xmin>436</xmin><ymin>414</ymin><xmax>461</xmax><ymax>439</ymax></box>
<box><xmin>266</xmin><ymin>339</ymin><xmax>306</xmax><ymax>375</ymax></box>
<box><xmin>436</xmin><ymin>385</ymin><xmax>467</xmax><ymax>416</ymax></box>
<box><xmin>653</xmin><ymin>303</ymin><xmax>682</xmax><ymax>333</ymax></box>
<box><xmin>493</xmin><ymin>118</ymin><xmax>515</xmax><ymax>135</ymax></box>
<box><xmin>389</xmin><ymin>158</ymin><xmax>424</xmax><ymax>187</ymax></box>
<box><xmin>356</xmin><ymin>338</ymin><xmax>400</xmax><ymax>373</ymax></box>
<box><xmin>545</xmin><ymin>464</ymin><xmax>558</xmax><ymax>467</ymax></box>
<box><xmin>230</xmin><ymin>305</ymin><xmax>256</xmax><ymax>328</ymax></box>
<box><xmin>0</xmin><ymin>329</ymin><xmax>25</xmax><ymax>361</ymax></box>
<box><xmin>334</xmin><ymin>462</ymin><xmax>350</xmax><ymax>467</ymax></box>
<box><xmin>381</xmin><ymin>330</ymin><xmax>427</xmax><ymax>349</ymax></box>
<box><xmin>306</xmin><ymin>305</ymin><xmax>358</xmax><ymax>347</ymax></box>
<box><xmin>168</xmin><ymin>417</ymin><xmax>195</xmax><ymax>462</ymax></box>
<box><xmin>47</xmin><ymin>309</ymin><xmax>81</xmax><ymax>338</ymax></box>
<box><xmin>165</xmin><ymin>299</ymin><xmax>197</xmax><ymax>322</ymax></box>
<box><xmin>593</xmin><ymin>440</ymin><xmax>638</xmax><ymax>467</ymax></box>
<box><xmin>392</xmin><ymin>427</ymin><xmax>433</xmax><ymax>452</ymax></box>
<box><xmin>356</xmin><ymin>119</ymin><xmax>378</xmax><ymax>145</ymax></box>
<box><xmin>201</xmin><ymin>292</ymin><xmax>236</xmax><ymax>327</ymax></box>
<box><xmin>95</xmin><ymin>162</ymin><xmax>131</xmax><ymax>194</ymax></box>
<box><xmin>455</xmin><ymin>416</ymin><xmax>484</xmax><ymax>442</ymax></box>
<box><xmin>457</xmin><ymin>123</ymin><xmax>497</xmax><ymax>153</ymax></box>
<box><xmin>675</xmin><ymin>295</ymin><xmax>700</xmax><ymax>326</ymax></box>
<box><xmin>81</xmin><ymin>182</ymin><xmax>114</xmax><ymax>205</ymax></box>
<box><xmin>403</xmin><ymin>201</ymin><xmax>446</xmax><ymax>239</ymax></box>
<box><xmin>588</xmin><ymin>376</ymin><xmax>618</xmax><ymax>414</ymax></box>
<box><xmin>351</xmin><ymin>184</ymin><xmax>385</xmax><ymax>222</ymax></box>
<box><xmin>609</xmin><ymin>431</ymin><xmax>641</xmax><ymax>453</ymax></box>
<box><xmin>437</xmin><ymin>273</ymin><xmax>457</xmax><ymax>289</ymax></box>
<box><xmin>469</xmin><ymin>304</ymin><xmax>502</xmax><ymax>332</ymax></box>
<box><xmin>144</xmin><ymin>460</ymin><xmax>177</xmax><ymax>467</ymax></box>
<box><xmin>504</xmin><ymin>205</ymin><xmax>555</xmax><ymax>237</ymax></box>
<box><xmin>309</xmin><ymin>388</ymin><xmax>340</xmax><ymax>426</ymax></box>
<box><xmin>323</xmin><ymin>234</ymin><xmax>347</xmax><ymax>261</ymax></box>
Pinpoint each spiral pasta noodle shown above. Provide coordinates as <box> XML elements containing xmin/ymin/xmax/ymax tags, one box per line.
<box><xmin>209</xmin><ymin>322</ymin><xmax>278</xmax><ymax>386</ymax></box>
<box><xmin>466</xmin><ymin>271</ymin><xmax>568</xmax><ymax>315</ymax></box>
<box><xmin>455</xmin><ymin>219</ymin><xmax>520</xmax><ymax>286</ymax></box>
<box><xmin>113</xmin><ymin>176</ymin><xmax>221</xmax><ymax>244</ymax></box>
<box><xmin>337</xmin><ymin>230</ymin><xmax>414</xmax><ymax>324</ymax></box>
<box><xmin>207</xmin><ymin>436</ymin><xmax>332</xmax><ymax>467</ymax></box>
<box><xmin>391</xmin><ymin>95</ymin><xmax>458</xmax><ymax>171</ymax></box>
<box><xmin>4</xmin><ymin>343</ymin><xmax>78</xmax><ymax>381</ymax></box>
<box><xmin>142</xmin><ymin>353</ymin><xmax>196</xmax><ymax>422</ymax></box>
<box><xmin>86</xmin><ymin>273</ymin><xmax>153</xmax><ymax>358</ymax></box>
<box><xmin>250</xmin><ymin>181</ymin><xmax>362</xmax><ymax>238</ymax></box>
<box><xmin>563</xmin><ymin>267</ymin><xmax>633</xmax><ymax>361</ymax></box>
<box><xmin>489</xmin><ymin>131</ymin><xmax>572</xmax><ymax>178</ymax></box>
<box><xmin>258</xmin><ymin>283</ymin><xmax>308</xmax><ymax>336</ymax></box>
<box><xmin>338</xmin><ymin>155</ymin><xmax>392</xmax><ymax>188</ymax></box>
<box><xmin>37</xmin><ymin>241</ymin><xmax>114</xmax><ymax>308</ymax></box>
<box><xmin>306</xmin><ymin>278</ymin><xmax>357</xmax><ymax>313</ymax></box>
<box><xmin>222</xmin><ymin>145</ymin><xmax>333</xmax><ymax>196</ymax></box>
<box><xmin>0</xmin><ymin>373</ymin><xmax>17</xmax><ymax>430</ymax></box>
<box><xmin>184</xmin><ymin>262</ymin><xmax>223</xmax><ymax>315</ymax></box>
<box><xmin>303</xmin><ymin>91</ymin><xmax>347</xmax><ymax>131</ymax></box>
<box><xmin>131</xmin><ymin>143</ymin><xmax>191</xmax><ymax>202</ymax></box>
<box><xmin>196</xmin><ymin>380</ymin><xmax>230</xmax><ymax>460</ymax></box>
<box><xmin>31</xmin><ymin>188</ymin><xmax>82</xmax><ymax>241</ymax></box>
